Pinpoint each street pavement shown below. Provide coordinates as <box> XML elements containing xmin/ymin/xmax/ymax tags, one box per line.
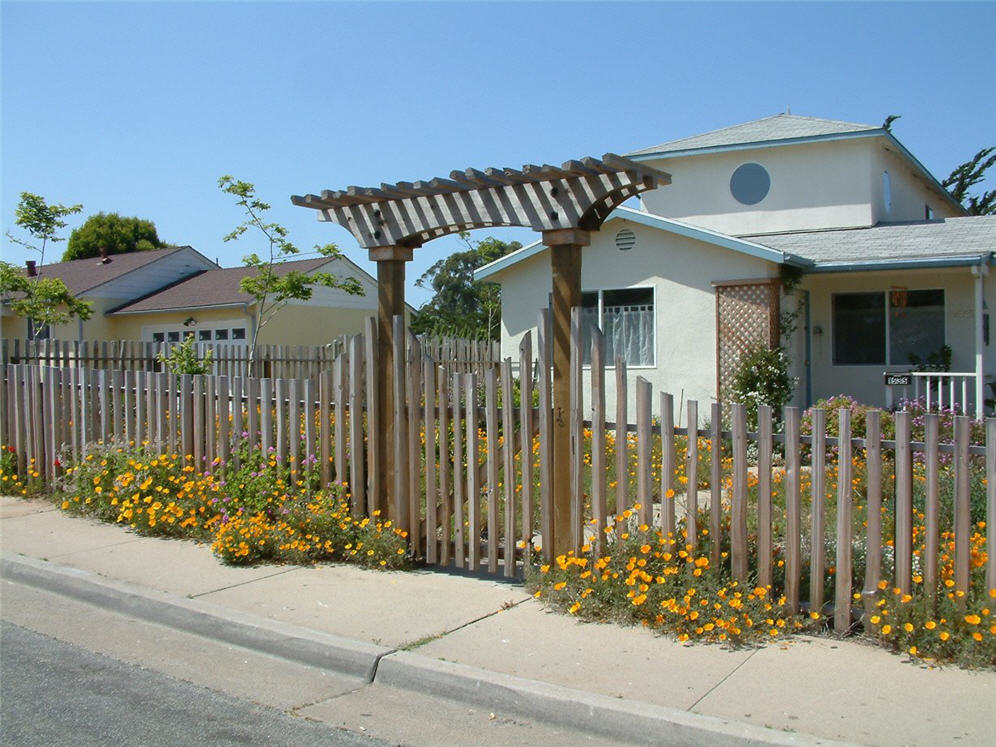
<box><xmin>2</xmin><ymin>495</ymin><xmax>994</xmax><ymax>746</ymax></box>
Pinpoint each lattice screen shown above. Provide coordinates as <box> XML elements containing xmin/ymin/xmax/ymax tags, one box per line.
<box><xmin>715</xmin><ymin>280</ymin><xmax>780</xmax><ymax>405</ymax></box>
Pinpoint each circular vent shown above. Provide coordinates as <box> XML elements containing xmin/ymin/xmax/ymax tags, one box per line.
<box><xmin>730</xmin><ymin>162</ymin><xmax>770</xmax><ymax>205</ymax></box>
<box><xmin>615</xmin><ymin>228</ymin><xmax>636</xmax><ymax>251</ymax></box>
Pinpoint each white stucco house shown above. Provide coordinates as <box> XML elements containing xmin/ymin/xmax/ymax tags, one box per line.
<box><xmin>475</xmin><ymin>114</ymin><xmax>996</xmax><ymax>418</ymax></box>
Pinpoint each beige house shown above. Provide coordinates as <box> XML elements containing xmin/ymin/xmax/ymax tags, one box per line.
<box><xmin>476</xmin><ymin>114</ymin><xmax>995</xmax><ymax>417</ymax></box>
<box><xmin>1</xmin><ymin>246</ymin><xmax>381</xmax><ymax>346</ymax></box>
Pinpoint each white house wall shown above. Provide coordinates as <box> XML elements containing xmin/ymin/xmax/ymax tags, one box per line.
<box><xmin>638</xmin><ymin>139</ymin><xmax>879</xmax><ymax>235</ymax></box>
<box><xmin>802</xmin><ymin>267</ymin><xmax>994</xmax><ymax>408</ymax></box>
<box><xmin>870</xmin><ymin>146</ymin><xmax>962</xmax><ymax>225</ymax></box>
<box><xmin>496</xmin><ymin>220</ymin><xmax>779</xmax><ymax>419</ymax></box>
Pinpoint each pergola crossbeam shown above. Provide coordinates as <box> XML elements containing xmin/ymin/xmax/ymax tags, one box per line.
<box><xmin>293</xmin><ymin>152</ymin><xmax>670</xmax><ymax>558</ymax></box>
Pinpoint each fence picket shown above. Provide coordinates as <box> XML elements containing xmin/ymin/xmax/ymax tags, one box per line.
<box><xmin>636</xmin><ymin>378</ymin><xmax>652</xmax><ymax>529</ymax></box>
<box><xmin>485</xmin><ymin>368</ymin><xmax>499</xmax><ymax>574</ymax></box>
<box><xmin>453</xmin><ymin>372</ymin><xmax>465</xmax><ymax>568</ymax></box>
<box><xmin>660</xmin><ymin>392</ymin><xmax>676</xmax><ymax>550</ymax></box>
<box><xmin>810</xmin><ymin>408</ymin><xmax>826</xmax><ymax>614</ymax></box>
<box><xmin>350</xmin><ymin>336</ymin><xmax>365</xmax><ymax>514</ymax></box>
<box><xmin>615</xmin><ymin>360</ymin><xmax>628</xmax><ymax>523</ymax></box>
<box><xmin>731</xmin><ymin>402</ymin><xmax>748</xmax><ymax>582</ymax></box>
<box><xmin>519</xmin><ymin>332</ymin><xmax>534</xmax><ymax>566</ymax></box>
<box><xmin>537</xmin><ymin>310</ymin><xmax>552</xmax><ymax>564</ymax></box>
<box><xmin>834</xmin><ymin>408</ymin><xmax>853</xmax><ymax>633</ymax></box>
<box><xmin>987</xmin><ymin>419</ymin><xmax>996</xmax><ymax>595</ymax></box>
<box><xmin>424</xmin><ymin>360</ymin><xmax>438</xmax><ymax>565</ymax></box>
<box><xmin>591</xmin><ymin>329</ymin><xmax>607</xmax><ymax>554</ymax></box>
<box><xmin>954</xmin><ymin>416</ymin><xmax>971</xmax><ymax>596</ymax></box>
<box><xmin>924</xmin><ymin>413</ymin><xmax>939</xmax><ymax>605</ymax></box>
<box><xmin>502</xmin><ymin>359</ymin><xmax>516</xmax><ymax>577</ymax></box>
<box><xmin>466</xmin><ymin>373</ymin><xmax>480</xmax><ymax>571</ymax></box>
<box><xmin>757</xmin><ymin>405</ymin><xmax>773</xmax><ymax>589</ymax></box>
<box><xmin>784</xmin><ymin>406</ymin><xmax>801</xmax><ymax>616</ymax></box>
<box><xmin>895</xmin><ymin>411</ymin><xmax>913</xmax><ymax>595</ymax></box>
<box><xmin>685</xmin><ymin>401</ymin><xmax>699</xmax><ymax>546</ymax></box>
<box><xmin>438</xmin><ymin>367</ymin><xmax>450</xmax><ymax>566</ymax></box>
<box><xmin>710</xmin><ymin>402</ymin><xmax>722</xmax><ymax>566</ymax></box>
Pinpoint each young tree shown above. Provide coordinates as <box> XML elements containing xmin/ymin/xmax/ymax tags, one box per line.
<box><xmin>944</xmin><ymin>147</ymin><xmax>995</xmax><ymax>215</ymax></box>
<box><xmin>6</xmin><ymin>192</ymin><xmax>83</xmax><ymax>268</ymax></box>
<box><xmin>411</xmin><ymin>233</ymin><xmax>520</xmax><ymax>340</ymax></box>
<box><xmin>0</xmin><ymin>261</ymin><xmax>93</xmax><ymax>339</ymax></box>
<box><xmin>62</xmin><ymin>212</ymin><xmax>166</xmax><ymax>261</ymax></box>
<box><xmin>218</xmin><ymin>176</ymin><xmax>363</xmax><ymax>374</ymax></box>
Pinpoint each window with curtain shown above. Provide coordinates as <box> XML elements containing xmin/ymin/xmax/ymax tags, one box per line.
<box><xmin>578</xmin><ymin>287</ymin><xmax>655</xmax><ymax>366</ymax></box>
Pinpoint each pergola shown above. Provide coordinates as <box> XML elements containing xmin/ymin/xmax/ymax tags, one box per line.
<box><xmin>292</xmin><ymin>154</ymin><xmax>669</xmax><ymax>554</ymax></box>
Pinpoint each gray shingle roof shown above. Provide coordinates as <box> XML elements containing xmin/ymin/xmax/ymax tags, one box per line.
<box><xmin>627</xmin><ymin>114</ymin><xmax>880</xmax><ymax>158</ymax></box>
<box><xmin>111</xmin><ymin>257</ymin><xmax>334</xmax><ymax>313</ymax></box>
<box><xmin>748</xmin><ymin>217</ymin><xmax>996</xmax><ymax>267</ymax></box>
<box><xmin>23</xmin><ymin>246</ymin><xmax>200</xmax><ymax>295</ymax></box>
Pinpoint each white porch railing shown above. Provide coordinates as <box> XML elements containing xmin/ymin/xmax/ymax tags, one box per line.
<box><xmin>911</xmin><ymin>371</ymin><xmax>982</xmax><ymax>420</ymax></box>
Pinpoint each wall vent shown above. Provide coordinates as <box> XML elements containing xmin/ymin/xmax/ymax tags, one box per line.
<box><xmin>615</xmin><ymin>229</ymin><xmax>636</xmax><ymax>251</ymax></box>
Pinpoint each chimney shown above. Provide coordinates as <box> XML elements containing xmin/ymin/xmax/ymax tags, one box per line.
<box><xmin>25</xmin><ymin>260</ymin><xmax>37</xmax><ymax>277</ymax></box>
<box><xmin>99</xmin><ymin>247</ymin><xmax>111</xmax><ymax>264</ymax></box>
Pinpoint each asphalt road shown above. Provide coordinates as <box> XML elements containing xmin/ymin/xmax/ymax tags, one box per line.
<box><xmin>1</xmin><ymin>622</ymin><xmax>386</xmax><ymax>747</ymax></box>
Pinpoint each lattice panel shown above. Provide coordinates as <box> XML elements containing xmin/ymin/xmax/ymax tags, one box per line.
<box><xmin>716</xmin><ymin>281</ymin><xmax>779</xmax><ymax>404</ymax></box>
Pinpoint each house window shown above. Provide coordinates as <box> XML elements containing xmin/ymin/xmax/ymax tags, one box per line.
<box><xmin>832</xmin><ymin>289</ymin><xmax>944</xmax><ymax>366</ymax></box>
<box><xmin>925</xmin><ymin>204</ymin><xmax>934</xmax><ymax>220</ymax></box>
<box><xmin>27</xmin><ymin>319</ymin><xmax>51</xmax><ymax>340</ymax></box>
<box><xmin>152</xmin><ymin>332</ymin><xmax>165</xmax><ymax>343</ymax></box>
<box><xmin>198</xmin><ymin>330</ymin><xmax>212</xmax><ymax>341</ymax></box>
<box><xmin>882</xmin><ymin>171</ymin><xmax>892</xmax><ymax>215</ymax></box>
<box><xmin>232</xmin><ymin>327</ymin><xmax>246</xmax><ymax>340</ymax></box>
<box><xmin>578</xmin><ymin>287</ymin><xmax>655</xmax><ymax>366</ymax></box>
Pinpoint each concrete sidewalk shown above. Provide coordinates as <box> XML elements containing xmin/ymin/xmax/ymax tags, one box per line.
<box><xmin>1</xmin><ymin>496</ymin><xmax>992</xmax><ymax>746</ymax></box>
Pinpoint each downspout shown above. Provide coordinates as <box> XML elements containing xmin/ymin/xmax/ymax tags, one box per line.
<box><xmin>972</xmin><ymin>263</ymin><xmax>988</xmax><ymax>421</ymax></box>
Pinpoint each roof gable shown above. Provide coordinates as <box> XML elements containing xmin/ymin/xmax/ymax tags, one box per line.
<box><xmin>474</xmin><ymin>206</ymin><xmax>809</xmax><ymax>281</ymax></box>
<box><xmin>110</xmin><ymin>254</ymin><xmax>384</xmax><ymax>314</ymax></box>
<box><xmin>24</xmin><ymin>246</ymin><xmax>218</xmax><ymax>296</ymax></box>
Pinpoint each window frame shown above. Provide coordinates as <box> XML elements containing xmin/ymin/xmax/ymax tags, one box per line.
<box><xmin>830</xmin><ymin>289</ymin><xmax>946</xmax><ymax>367</ymax></box>
<box><xmin>581</xmin><ymin>285</ymin><xmax>657</xmax><ymax>369</ymax></box>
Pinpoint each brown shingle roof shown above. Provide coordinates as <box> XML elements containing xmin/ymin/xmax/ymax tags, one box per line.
<box><xmin>23</xmin><ymin>246</ymin><xmax>201</xmax><ymax>295</ymax></box>
<box><xmin>110</xmin><ymin>257</ymin><xmax>334</xmax><ymax>314</ymax></box>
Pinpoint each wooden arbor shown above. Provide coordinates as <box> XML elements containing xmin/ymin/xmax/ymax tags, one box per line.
<box><xmin>292</xmin><ymin>154</ymin><xmax>669</xmax><ymax>555</ymax></box>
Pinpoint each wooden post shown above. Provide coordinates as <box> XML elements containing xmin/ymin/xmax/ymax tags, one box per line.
<box><xmin>544</xmin><ymin>228</ymin><xmax>589</xmax><ymax>557</ymax></box>
<box><xmin>372</xmin><ymin>246</ymin><xmax>413</xmax><ymax>520</ymax></box>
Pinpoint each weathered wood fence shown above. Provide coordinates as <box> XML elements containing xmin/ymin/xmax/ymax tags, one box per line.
<box><xmin>1</xmin><ymin>334</ymin><xmax>499</xmax><ymax>380</ymax></box>
<box><xmin>3</xmin><ymin>312</ymin><xmax>994</xmax><ymax>633</ymax></box>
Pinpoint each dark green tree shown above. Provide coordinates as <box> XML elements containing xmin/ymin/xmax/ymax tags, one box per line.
<box><xmin>944</xmin><ymin>147</ymin><xmax>996</xmax><ymax>215</ymax></box>
<box><xmin>6</xmin><ymin>192</ymin><xmax>82</xmax><ymax>267</ymax></box>
<box><xmin>63</xmin><ymin>212</ymin><xmax>165</xmax><ymax>261</ymax></box>
<box><xmin>411</xmin><ymin>233</ymin><xmax>520</xmax><ymax>340</ymax></box>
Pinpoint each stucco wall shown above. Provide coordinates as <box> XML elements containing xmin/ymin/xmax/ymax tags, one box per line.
<box><xmin>802</xmin><ymin>267</ymin><xmax>994</xmax><ymax>408</ymax></box>
<box><xmin>639</xmin><ymin>139</ymin><xmax>878</xmax><ymax>235</ymax></box>
<box><xmin>496</xmin><ymin>218</ymin><xmax>779</xmax><ymax>419</ymax></box>
<box><xmin>870</xmin><ymin>146</ymin><xmax>963</xmax><ymax>225</ymax></box>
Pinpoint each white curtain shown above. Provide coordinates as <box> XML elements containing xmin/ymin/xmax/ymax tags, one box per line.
<box><xmin>602</xmin><ymin>305</ymin><xmax>654</xmax><ymax>366</ymax></box>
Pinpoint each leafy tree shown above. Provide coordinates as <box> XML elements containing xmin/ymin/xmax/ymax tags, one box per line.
<box><xmin>943</xmin><ymin>147</ymin><xmax>995</xmax><ymax>215</ymax></box>
<box><xmin>5</xmin><ymin>192</ymin><xmax>82</xmax><ymax>267</ymax></box>
<box><xmin>63</xmin><ymin>212</ymin><xmax>165</xmax><ymax>261</ymax></box>
<box><xmin>156</xmin><ymin>334</ymin><xmax>214</xmax><ymax>377</ymax></box>
<box><xmin>0</xmin><ymin>260</ymin><xmax>93</xmax><ymax>339</ymax></box>
<box><xmin>411</xmin><ymin>233</ymin><xmax>520</xmax><ymax>340</ymax></box>
<box><xmin>219</xmin><ymin>175</ymin><xmax>363</xmax><ymax>374</ymax></box>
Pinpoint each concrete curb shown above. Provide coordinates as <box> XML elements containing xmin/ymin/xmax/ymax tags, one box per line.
<box><xmin>376</xmin><ymin>651</ymin><xmax>844</xmax><ymax>747</ymax></box>
<box><xmin>2</xmin><ymin>552</ymin><xmax>851</xmax><ymax>747</ymax></box>
<box><xmin>0</xmin><ymin>553</ymin><xmax>391</xmax><ymax>681</ymax></box>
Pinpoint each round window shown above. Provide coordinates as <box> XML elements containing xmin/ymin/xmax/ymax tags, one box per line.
<box><xmin>730</xmin><ymin>163</ymin><xmax>771</xmax><ymax>205</ymax></box>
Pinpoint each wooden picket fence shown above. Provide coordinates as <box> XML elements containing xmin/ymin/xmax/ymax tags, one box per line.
<box><xmin>1</xmin><ymin>333</ymin><xmax>499</xmax><ymax>381</ymax></box>
<box><xmin>2</xmin><ymin>312</ymin><xmax>994</xmax><ymax>633</ymax></box>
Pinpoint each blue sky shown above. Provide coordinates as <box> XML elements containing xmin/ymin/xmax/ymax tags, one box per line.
<box><xmin>2</xmin><ymin>1</ymin><xmax>994</xmax><ymax>307</ymax></box>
